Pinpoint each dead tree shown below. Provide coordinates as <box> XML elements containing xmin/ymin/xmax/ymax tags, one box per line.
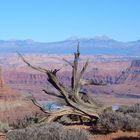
<box><xmin>19</xmin><ymin>44</ymin><xmax>106</xmax><ymax>123</ymax></box>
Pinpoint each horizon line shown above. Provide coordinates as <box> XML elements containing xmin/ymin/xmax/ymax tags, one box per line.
<box><xmin>0</xmin><ymin>35</ymin><xmax>140</xmax><ymax>43</ymax></box>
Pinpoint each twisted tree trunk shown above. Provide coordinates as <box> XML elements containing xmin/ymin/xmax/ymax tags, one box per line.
<box><xmin>19</xmin><ymin>43</ymin><xmax>106</xmax><ymax>123</ymax></box>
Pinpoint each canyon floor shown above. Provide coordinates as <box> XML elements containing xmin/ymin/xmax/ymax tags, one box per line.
<box><xmin>1</xmin><ymin>54</ymin><xmax>139</xmax><ymax>106</ymax></box>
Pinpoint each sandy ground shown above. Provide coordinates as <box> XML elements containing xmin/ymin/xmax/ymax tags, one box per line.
<box><xmin>0</xmin><ymin>133</ymin><xmax>5</xmax><ymax>140</ymax></box>
<box><xmin>94</xmin><ymin>131</ymin><xmax>139</xmax><ymax>140</ymax></box>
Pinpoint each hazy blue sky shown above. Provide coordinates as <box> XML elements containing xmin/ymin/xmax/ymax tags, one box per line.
<box><xmin>0</xmin><ymin>0</ymin><xmax>140</xmax><ymax>42</ymax></box>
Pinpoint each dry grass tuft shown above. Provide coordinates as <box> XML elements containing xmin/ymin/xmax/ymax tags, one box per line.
<box><xmin>0</xmin><ymin>97</ymin><xmax>24</xmax><ymax>111</ymax></box>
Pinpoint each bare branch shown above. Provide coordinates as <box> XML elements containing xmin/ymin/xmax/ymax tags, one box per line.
<box><xmin>79</xmin><ymin>59</ymin><xmax>89</xmax><ymax>80</ymax></box>
<box><xmin>63</xmin><ymin>58</ymin><xmax>74</xmax><ymax>67</ymax></box>
<box><xmin>27</xmin><ymin>96</ymin><xmax>51</xmax><ymax>114</ymax></box>
<box><xmin>72</xmin><ymin>43</ymin><xmax>80</xmax><ymax>89</ymax></box>
<box><xmin>42</xmin><ymin>89</ymin><xmax>64</xmax><ymax>99</ymax></box>
<box><xmin>18</xmin><ymin>53</ymin><xmax>48</xmax><ymax>73</ymax></box>
<box><xmin>76</xmin><ymin>41</ymin><xmax>80</xmax><ymax>56</ymax></box>
<box><xmin>51</xmin><ymin>69</ymin><xmax>61</xmax><ymax>75</ymax></box>
<box><xmin>74</xmin><ymin>59</ymin><xmax>89</xmax><ymax>93</ymax></box>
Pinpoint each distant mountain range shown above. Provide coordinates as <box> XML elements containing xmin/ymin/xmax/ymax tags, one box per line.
<box><xmin>0</xmin><ymin>36</ymin><xmax>140</xmax><ymax>56</ymax></box>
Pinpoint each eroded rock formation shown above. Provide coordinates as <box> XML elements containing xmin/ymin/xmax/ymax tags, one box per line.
<box><xmin>0</xmin><ymin>66</ymin><xmax>4</xmax><ymax>88</ymax></box>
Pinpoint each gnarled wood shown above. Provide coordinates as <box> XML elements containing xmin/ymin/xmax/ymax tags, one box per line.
<box><xmin>19</xmin><ymin>44</ymin><xmax>106</xmax><ymax>123</ymax></box>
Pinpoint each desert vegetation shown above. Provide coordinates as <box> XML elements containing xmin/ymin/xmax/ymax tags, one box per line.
<box><xmin>3</xmin><ymin>103</ymin><xmax>140</xmax><ymax>140</ymax></box>
<box><xmin>0</xmin><ymin>46</ymin><xmax>139</xmax><ymax>140</ymax></box>
<box><xmin>6</xmin><ymin>123</ymin><xmax>91</xmax><ymax>140</ymax></box>
<box><xmin>92</xmin><ymin>103</ymin><xmax>140</xmax><ymax>133</ymax></box>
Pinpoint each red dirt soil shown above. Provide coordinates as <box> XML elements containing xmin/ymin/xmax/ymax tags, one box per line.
<box><xmin>65</xmin><ymin>125</ymin><xmax>140</xmax><ymax>140</ymax></box>
<box><xmin>94</xmin><ymin>131</ymin><xmax>139</xmax><ymax>140</ymax></box>
<box><xmin>0</xmin><ymin>84</ymin><xmax>41</xmax><ymax>123</ymax></box>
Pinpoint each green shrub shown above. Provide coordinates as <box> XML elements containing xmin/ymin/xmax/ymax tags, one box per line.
<box><xmin>6</xmin><ymin>122</ymin><xmax>91</xmax><ymax>140</ymax></box>
<box><xmin>117</xmin><ymin>103</ymin><xmax>140</xmax><ymax>131</ymax></box>
<box><xmin>92</xmin><ymin>104</ymin><xmax>140</xmax><ymax>134</ymax></box>
<box><xmin>92</xmin><ymin>111</ymin><xmax>124</xmax><ymax>133</ymax></box>
<box><xmin>117</xmin><ymin>103</ymin><xmax>140</xmax><ymax>114</ymax></box>
<box><xmin>122</xmin><ymin>115</ymin><xmax>140</xmax><ymax>131</ymax></box>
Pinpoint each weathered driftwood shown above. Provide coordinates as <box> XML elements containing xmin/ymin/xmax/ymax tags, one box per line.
<box><xmin>19</xmin><ymin>43</ymin><xmax>106</xmax><ymax>123</ymax></box>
